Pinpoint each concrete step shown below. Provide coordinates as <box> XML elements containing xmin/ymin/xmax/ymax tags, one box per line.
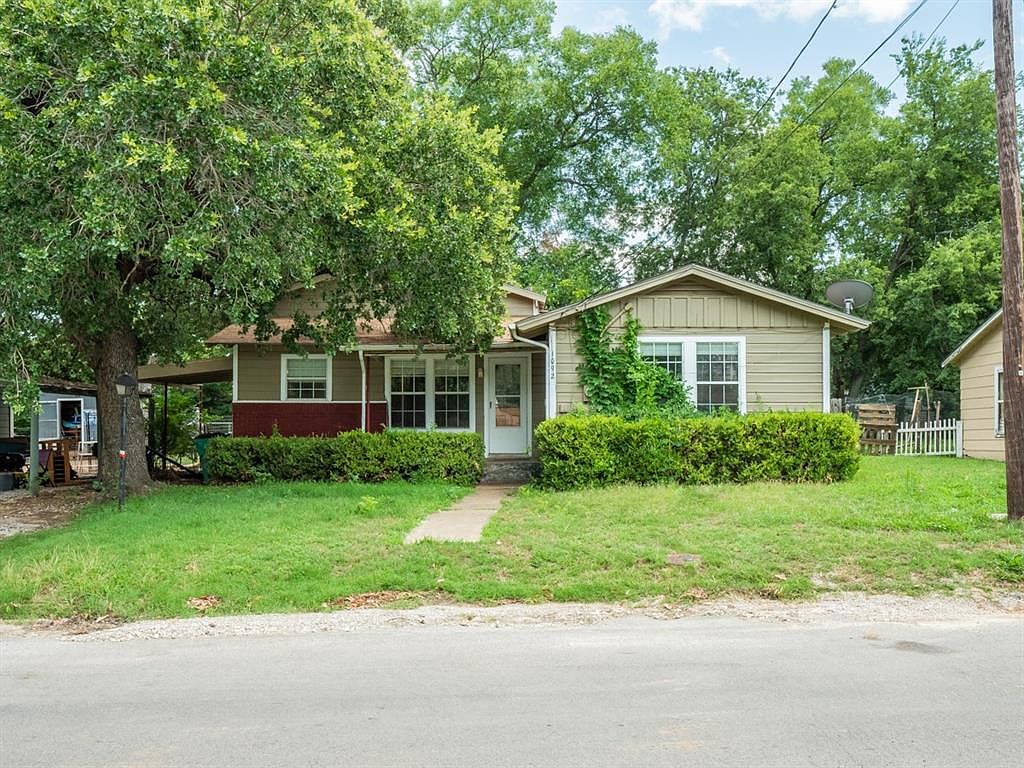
<box><xmin>481</xmin><ymin>458</ymin><xmax>539</xmax><ymax>485</ymax></box>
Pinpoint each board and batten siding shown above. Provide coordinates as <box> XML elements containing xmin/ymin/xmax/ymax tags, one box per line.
<box><xmin>957</xmin><ymin>319</ymin><xmax>1005</xmax><ymax>461</ymax></box>
<box><xmin>554</xmin><ymin>280</ymin><xmax>824</xmax><ymax>413</ymax></box>
<box><xmin>235</xmin><ymin>348</ymin><xmax>384</xmax><ymax>402</ymax></box>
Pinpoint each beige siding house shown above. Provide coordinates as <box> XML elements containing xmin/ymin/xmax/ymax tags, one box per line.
<box><xmin>210</xmin><ymin>265</ymin><xmax>869</xmax><ymax>456</ymax></box>
<box><xmin>943</xmin><ymin>310</ymin><xmax>1005</xmax><ymax>461</ymax></box>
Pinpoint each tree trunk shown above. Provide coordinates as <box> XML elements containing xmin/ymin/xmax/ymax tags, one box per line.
<box><xmin>993</xmin><ymin>0</ymin><xmax>1024</xmax><ymax>520</ymax></box>
<box><xmin>94</xmin><ymin>329</ymin><xmax>150</xmax><ymax>493</ymax></box>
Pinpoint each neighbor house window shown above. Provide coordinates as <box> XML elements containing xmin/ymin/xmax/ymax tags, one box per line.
<box><xmin>696</xmin><ymin>341</ymin><xmax>740</xmax><ymax>413</ymax></box>
<box><xmin>639</xmin><ymin>337</ymin><xmax>746</xmax><ymax>413</ymax></box>
<box><xmin>995</xmin><ymin>368</ymin><xmax>1004</xmax><ymax>437</ymax></box>
<box><xmin>282</xmin><ymin>355</ymin><xmax>329</xmax><ymax>400</ymax></box>
<box><xmin>387</xmin><ymin>356</ymin><xmax>474</xmax><ymax>431</ymax></box>
<box><xmin>390</xmin><ymin>359</ymin><xmax>427</xmax><ymax>428</ymax></box>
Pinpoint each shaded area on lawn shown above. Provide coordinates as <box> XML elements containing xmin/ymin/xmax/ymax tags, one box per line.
<box><xmin>0</xmin><ymin>458</ymin><xmax>1021</xmax><ymax>621</ymax></box>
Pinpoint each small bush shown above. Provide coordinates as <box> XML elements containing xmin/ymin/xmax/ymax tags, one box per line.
<box><xmin>205</xmin><ymin>431</ymin><xmax>484</xmax><ymax>486</ymax></box>
<box><xmin>534</xmin><ymin>412</ymin><xmax>860</xmax><ymax>489</ymax></box>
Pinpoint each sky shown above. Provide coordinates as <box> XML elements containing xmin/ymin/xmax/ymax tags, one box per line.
<box><xmin>552</xmin><ymin>1</ymin><xmax>1001</xmax><ymax>101</ymax></box>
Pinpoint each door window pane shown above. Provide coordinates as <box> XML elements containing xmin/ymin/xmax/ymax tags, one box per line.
<box><xmin>494</xmin><ymin>363</ymin><xmax>521</xmax><ymax>427</ymax></box>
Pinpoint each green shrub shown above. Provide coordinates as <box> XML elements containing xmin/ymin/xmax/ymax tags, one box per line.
<box><xmin>534</xmin><ymin>412</ymin><xmax>860</xmax><ymax>489</ymax></box>
<box><xmin>205</xmin><ymin>431</ymin><xmax>484</xmax><ymax>485</ymax></box>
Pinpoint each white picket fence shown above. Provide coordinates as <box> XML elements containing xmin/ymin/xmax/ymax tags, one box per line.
<box><xmin>895</xmin><ymin>419</ymin><xmax>963</xmax><ymax>457</ymax></box>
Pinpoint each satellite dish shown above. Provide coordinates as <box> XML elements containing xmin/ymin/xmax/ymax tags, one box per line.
<box><xmin>826</xmin><ymin>280</ymin><xmax>874</xmax><ymax>315</ymax></box>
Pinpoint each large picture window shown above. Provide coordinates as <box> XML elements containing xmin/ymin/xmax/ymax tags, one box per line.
<box><xmin>282</xmin><ymin>355</ymin><xmax>329</xmax><ymax>400</ymax></box>
<box><xmin>639</xmin><ymin>336</ymin><xmax>746</xmax><ymax>414</ymax></box>
<box><xmin>387</xmin><ymin>356</ymin><xmax>474</xmax><ymax>431</ymax></box>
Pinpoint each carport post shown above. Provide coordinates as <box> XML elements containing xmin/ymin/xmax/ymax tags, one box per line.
<box><xmin>29</xmin><ymin>408</ymin><xmax>39</xmax><ymax>496</ymax></box>
<box><xmin>161</xmin><ymin>382</ymin><xmax>168</xmax><ymax>472</ymax></box>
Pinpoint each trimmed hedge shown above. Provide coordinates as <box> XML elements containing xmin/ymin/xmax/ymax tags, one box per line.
<box><xmin>534</xmin><ymin>412</ymin><xmax>860</xmax><ymax>489</ymax></box>
<box><xmin>205</xmin><ymin>431</ymin><xmax>484</xmax><ymax>485</ymax></box>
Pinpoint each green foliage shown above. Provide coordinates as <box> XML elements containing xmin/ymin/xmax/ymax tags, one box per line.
<box><xmin>575</xmin><ymin>308</ymin><xmax>696</xmax><ymax>419</ymax></box>
<box><xmin>409</xmin><ymin>0</ymin><xmax>667</xmax><ymax>275</ymax></box>
<box><xmin>534</xmin><ymin>412</ymin><xmax>861</xmax><ymax>489</ymax></box>
<box><xmin>205</xmin><ymin>431</ymin><xmax>484</xmax><ymax>485</ymax></box>
<box><xmin>150</xmin><ymin>388</ymin><xmax>199</xmax><ymax>458</ymax></box>
<box><xmin>0</xmin><ymin>0</ymin><xmax>516</xmax><ymax>484</ymax></box>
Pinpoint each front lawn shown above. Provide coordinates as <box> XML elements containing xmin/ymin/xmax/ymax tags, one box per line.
<box><xmin>1</xmin><ymin>457</ymin><xmax>1021</xmax><ymax>620</ymax></box>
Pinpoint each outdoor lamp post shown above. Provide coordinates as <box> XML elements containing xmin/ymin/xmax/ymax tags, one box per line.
<box><xmin>115</xmin><ymin>373</ymin><xmax>137</xmax><ymax>510</ymax></box>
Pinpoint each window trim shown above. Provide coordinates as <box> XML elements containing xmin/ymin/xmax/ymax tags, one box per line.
<box><xmin>384</xmin><ymin>354</ymin><xmax>476</xmax><ymax>433</ymax></box>
<box><xmin>638</xmin><ymin>335</ymin><xmax>747</xmax><ymax>414</ymax></box>
<box><xmin>994</xmin><ymin>366</ymin><xmax>1004</xmax><ymax>438</ymax></box>
<box><xmin>280</xmin><ymin>354</ymin><xmax>332</xmax><ymax>402</ymax></box>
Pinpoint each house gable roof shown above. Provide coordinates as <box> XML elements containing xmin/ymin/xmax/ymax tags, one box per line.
<box><xmin>941</xmin><ymin>309</ymin><xmax>1003</xmax><ymax>368</ymax></box>
<box><xmin>513</xmin><ymin>263</ymin><xmax>871</xmax><ymax>334</ymax></box>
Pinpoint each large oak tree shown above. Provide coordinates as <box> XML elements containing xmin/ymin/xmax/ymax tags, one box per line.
<box><xmin>0</xmin><ymin>0</ymin><xmax>516</xmax><ymax>490</ymax></box>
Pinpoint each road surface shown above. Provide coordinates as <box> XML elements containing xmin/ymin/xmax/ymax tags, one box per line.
<box><xmin>2</xmin><ymin>608</ymin><xmax>1022</xmax><ymax>767</ymax></box>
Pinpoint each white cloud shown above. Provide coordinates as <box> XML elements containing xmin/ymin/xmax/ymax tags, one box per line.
<box><xmin>648</xmin><ymin>0</ymin><xmax>913</xmax><ymax>36</ymax></box>
<box><xmin>554</xmin><ymin>4</ymin><xmax>630</xmax><ymax>36</ymax></box>
<box><xmin>709</xmin><ymin>46</ymin><xmax>732</xmax><ymax>65</ymax></box>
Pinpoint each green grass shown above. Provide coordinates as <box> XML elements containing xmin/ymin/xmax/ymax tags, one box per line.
<box><xmin>1</xmin><ymin>457</ymin><xmax>1021</xmax><ymax>620</ymax></box>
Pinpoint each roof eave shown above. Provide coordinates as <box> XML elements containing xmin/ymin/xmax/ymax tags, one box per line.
<box><xmin>942</xmin><ymin>309</ymin><xmax>1004</xmax><ymax>368</ymax></box>
<box><xmin>515</xmin><ymin>263</ymin><xmax>871</xmax><ymax>333</ymax></box>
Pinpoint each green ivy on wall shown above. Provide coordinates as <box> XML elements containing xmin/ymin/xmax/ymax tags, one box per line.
<box><xmin>575</xmin><ymin>308</ymin><xmax>697</xmax><ymax>419</ymax></box>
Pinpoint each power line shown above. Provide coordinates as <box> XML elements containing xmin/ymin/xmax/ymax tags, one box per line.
<box><xmin>612</xmin><ymin>0</ymin><xmax>932</xmax><ymax>284</ymax></box>
<box><xmin>885</xmin><ymin>0</ymin><xmax>960</xmax><ymax>91</ymax></box>
<box><xmin>752</xmin><ymin>0</ymin><xmax>838</xmax><ymax>122</ymax></box>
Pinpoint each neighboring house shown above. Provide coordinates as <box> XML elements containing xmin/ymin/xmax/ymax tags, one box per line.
<box><xmin>209</xmin><ymin>264</ymin><xmax>870</xmax><ymax>456</ymax></box>
<box><xmin>942</xmin><ymin>309</ymin><xmax>1005</xmax><ymax>461</ymax></box>
<box><xmin>38</xmin><ymin>380</ymin><xmax>99</xmax><ymax>455</ymax></box>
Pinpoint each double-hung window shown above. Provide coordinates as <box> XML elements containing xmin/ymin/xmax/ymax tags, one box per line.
<box><xmin>387</xmin><ymin>356</ymin><xmax>473</xmax><ymax>431</ymax></box>
<box><xmin>282</xmin><ymin>355</ymin><xmax>330</xmax><ymax>400</ymax></box>
<box><xmin>638</xmin><ymin>337</ymin><xmax>746</xmax><ymax>413</ymax></box>
<box><xmin>696</xmin><ymin>341</ymin><xmax>741</xmax><ymax>412</ymax></box>
<box><xmin>390</xmin><ymin>359</ymin><xmax>427</xmax><ymax>428</ymax></box>
<box><xmin>995</xmin><ymin>367</ymin><xmax>1005</xmax><ymax>437</ymax></box>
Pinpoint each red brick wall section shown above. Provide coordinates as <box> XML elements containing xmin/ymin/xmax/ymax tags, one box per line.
<box><xmin>233</xmin><ymin>403</ymin><xmax>388</xmax><ymax>437</ymax></box>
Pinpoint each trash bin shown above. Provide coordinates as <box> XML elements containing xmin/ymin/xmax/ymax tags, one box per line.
<box><xmin>193</xmin><ymin>433</ymin><xmax>226</xmax><ymax>484</ymax></box>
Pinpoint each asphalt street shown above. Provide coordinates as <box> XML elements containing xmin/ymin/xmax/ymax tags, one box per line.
<box><xmin>2</xmin><ymin>612</ymin><xmax>1022</xmax><ymax>767</ymax></box>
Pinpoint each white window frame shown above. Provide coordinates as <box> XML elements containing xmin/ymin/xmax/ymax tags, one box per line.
<box><xmin>384</xmin><ymin>354</ymin><xmax>476</xmax><ymax>432</ymax></box>
<box><xmin>280</xmin><ymin>354</ymin><xmax>332</xmax><ymax>402</ymax></box>
<box><xmin>638</xmin><ymin>335</ymin><xmax>747</xmax><ymax>414</ymax></box>
<box><xmin>994</xmin><ymin>366</ymin><xmax>1004</xmax><ymax>438</ymax></box>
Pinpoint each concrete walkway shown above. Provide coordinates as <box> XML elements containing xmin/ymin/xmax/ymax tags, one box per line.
<box><xmin>404</xmin><ymin>485</ymin><xmax>518</xmax><ymax>543</ymax></box>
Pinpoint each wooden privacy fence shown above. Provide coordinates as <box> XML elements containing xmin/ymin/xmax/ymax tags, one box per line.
<box><xmin>895</xmin><ymin>419</ymin><xmax>963</xmax><ymax>457</ymax></box>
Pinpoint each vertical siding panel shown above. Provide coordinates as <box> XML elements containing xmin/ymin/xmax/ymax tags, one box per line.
<box><xmin>671</xmin><ymin>298</ymin><xmax>687</xmax><ymax>327</ymax></box>
<box><xmin>705</xmin><ymin>298</ymin><xmax>721</xmax><ymax>327</ymax></box>
<box><xmin>688</xmin><ymin>298</ymin><xmax>704</xmax><ymax>327</ymax></box>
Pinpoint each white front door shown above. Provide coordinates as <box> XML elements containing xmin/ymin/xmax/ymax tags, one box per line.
<box><xmin>487</xmin><ymin>356</ymin><xmax>529</xmax><ymax>455</ymax></box>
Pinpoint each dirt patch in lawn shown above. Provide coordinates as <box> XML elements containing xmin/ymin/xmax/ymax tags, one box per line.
<box><xmin>0</xmin><ymin>487</ymin><xmax>98</xmax><ymax>539</ymax></box>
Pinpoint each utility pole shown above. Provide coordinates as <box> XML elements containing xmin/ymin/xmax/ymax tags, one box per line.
<box><xmin>993</xmin><ymin>0</ymin><xmax>1024</xmax><ymax>520</ymax></box>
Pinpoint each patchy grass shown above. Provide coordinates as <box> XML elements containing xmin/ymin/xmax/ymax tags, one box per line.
<box><xmin>0</xmin><ymin>457</ymin><xmax>1020</xmax><ymax>621</ymax></box>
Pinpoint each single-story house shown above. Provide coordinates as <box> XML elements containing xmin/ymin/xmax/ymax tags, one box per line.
<box><xmin>208</xmin><ymin>264</ymin><xmax>870</xmax><ymax>456</ymax></box>
<box><xmin>942</xmin><ymin>309</ymin><xmax>1005</xmax><ymax>461</ymax></box>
